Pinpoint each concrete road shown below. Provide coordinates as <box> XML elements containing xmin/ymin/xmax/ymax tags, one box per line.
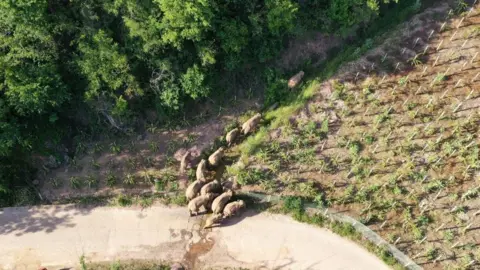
<box><xmin>0</xmin><ymin>205</ymin><xmax>390</xmax><ymax>270</ymax></box>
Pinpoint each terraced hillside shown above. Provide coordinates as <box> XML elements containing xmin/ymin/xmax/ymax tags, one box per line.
<box><xmin>229</xmin><ymin>2</ymin><xmax>480</xmax><ymax>269</ymax></box>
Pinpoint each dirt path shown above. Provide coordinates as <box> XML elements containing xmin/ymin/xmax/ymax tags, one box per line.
<box><xmin>0</xmin><ymin>204</ymin><xmax>389</xmax><ymax>270</ymax></box>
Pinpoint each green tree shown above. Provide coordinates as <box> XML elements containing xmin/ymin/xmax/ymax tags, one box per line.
<box><xmin>265</xmin><ymin>0</ymin><xmax>299</xmax><ymax>36</ymax></box>
<box><xmin>157</xmin><ymin>0</ymin><xmax>216</xmax><ymax>49</ymax></box>
<box><xmin>0</xmin><ymin>0</ymin><xmax>68</xmax><ymax>116</ymax></box>
<box><xmin>76</xmin><ymin>30</ymin><xmax>141</xmax><ymax>127</ymax></box>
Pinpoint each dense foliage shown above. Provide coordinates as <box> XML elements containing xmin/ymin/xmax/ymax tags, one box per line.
<box><xmin>0</xmin><ymin>0</ymin><xmax>403</xmax><ymax>206</ymax></box>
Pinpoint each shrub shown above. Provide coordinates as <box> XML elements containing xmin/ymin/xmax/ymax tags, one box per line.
<box><xmin>116</xmin><ymin>194</ymin><xmax>132</xmax><ymax>207</ymax></box>
<box><xmin>70</xmin><ymin>177</ymin><xmax>82</xmax><ymax>189</ymax></box>
<box><xmin>106</xmin><ymin>173</ymin><xmax>116</xmax><ymax>187</ymax></box>
<box><xmin>282</xmin><ymin>196</ymin><xmax>304</xmax><ymax>214</ymax></box>
<box><xmin>123</xmin><ymin>174</ymin><xmax>136</xmax><ymax>185</ymax></box>
<box><xmin>85</xmin><ymin>175</ymin><xmax>98</xmax><ymax>189</ymax></box>
<box><xmin>331</xmin><ymin>222</ymin><xmax>356</xmax><ymax>238</ymax></box>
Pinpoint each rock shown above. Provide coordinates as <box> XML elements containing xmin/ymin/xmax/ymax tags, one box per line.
<box><xmin>32</xmin><ymin>179</ymin><xmax>40</xmax><ymax>185</ymax></box>
<box><xmin>170</xmin><ymin>262</ymin><xmax>185</xmax><ymax>270</ymax></box>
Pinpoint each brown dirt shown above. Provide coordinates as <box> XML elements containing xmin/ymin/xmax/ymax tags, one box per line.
<box><xmin>276</xmin><ymin>32</ymin><xmax>342</xmax><ymax>72</ymax></box>
<box><xmin>38</xmin><ymin>99</ymin><xmax>258</xmax><ymax>201</ymax></box>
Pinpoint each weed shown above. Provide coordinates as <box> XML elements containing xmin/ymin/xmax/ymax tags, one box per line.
<box><xmin>332</xmin><ymin>81</ymin><xmax>347</xmax><ymax>100</ymax></box>
<box><xmin>443</xmin><ymin>230</ymin><xmax>455</xmax><ymax>242</ymax></box>
<box><xmin>426</xmin><ymin>247</ymin><xmax>439</xmax><ymax>261</ymax></box>
<box><xmin>106</xmin><ymin>173</ymin><xmax>117</xmax><ymax>187</ymax></box>
<box><xmin>149</xmin><ymin>142</ymin><xmax>159</xmax><ymax>152</ymax></box>
<box><xmin>123</xmin><ymin>174</ymin><xmax>136</xmax><ymax>185</ymax></box>
<box><xmin>85</xmin><ymin>175</ymin><xmax>98</xmax><ymax>189</ymax></box>
<box><xmin>116</xmin><ymin>194</ymin><xmax>132</xmax><ymax>207</ymax></box>
<box><xmin>139</xmin><ymin>196</ymin><xmax>154</xmax><ymax>208</ymax></box>
<box><xmin>348</xmin><ymin>141</ymin><xmax>362</xmax><ymax>157</ymax></box>
<box><xmin>49</xmin><ymin>177</ymin><xmax>62</xmax><ymax>188</ymax></box>
<box><xmin>80</xmin><ymin>255</ymin><xmax>87</xmax><ymax>270</ymax></box>
<box><xmin>70</xmin><ymin>176</ymin><xmax>82</xmax><ymax>189</ymax></box>
<box><xmin>91</xmin><ymin>159</ymin><xmax>100</xmax><ymax>170</ymax></box>
<box><xmin>416</xmin><ymin>214</ymin><xmax>432</xmax><ymax>227</ymax></box>
<box><xmin>282</xmin><ymin>196</ymin><xmax>304</xmax><ymax>215</ymax></box>
<box><xmin>297</xmin><ymin>182</ymin><xmax>318</xmax><ymax>198</ymax></box>
<box><xmin>166</xmin><ymin>194</ymin><xmax>187</xmax><ymax>206</ymax></box>
<box><xmin>365</xmin><ymin>135</ymin><xmax>375</xmax><ymax>145</ymax></box>
<box><xmin>110</xmin><ymin>142</ymin><xmax>121</xmax><ymax>154</ymax></box>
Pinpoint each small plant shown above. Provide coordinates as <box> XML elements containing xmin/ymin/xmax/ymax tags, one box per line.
<box><xmin>398</xmin><ymin>76</ymin><xmax>409</xmax><ymax>86</ymax></box>
<box><xmin>70</xmin><ymin>176</ymin><xmax>82</xmax><ymax>189</ymax></box>
<box><xmin>106</xmin><ymin>173</ymin><xmax>117</xmax><ymax>187</ymax></box>
<box><xmin>110</xmin><ymin>142</ymin><xmax>121</xmax><ymax>154</ymax></box>
<box><xmin>139</xmin><ymin>196</ymin><xmax>154</xmax><ymax>208</ymax></box>
<box><xmin>149</xmin><ymin>142</ymin><xmax>159</xmax><ymax>152</ymax></box>
<box><xmin>461</xmin><ymin>187</ymin><xmax>479</xmax><ymax>200</ymax></box>
<box><xmin>416</xmin><ymin>214</ymin><xmax>432</xmax><ymax>227</ymax></box>
<box><xmin>123</xmin><ymin>174</ymin><xmax>136</xmax><ymax>185</ymax></box>
<box><xmin>91</xmin><ymin>159</ymin><xmax>100</xmax><ymax>170</ymax></box>
<box><xmin>49</xmin><ymin>177</ymin><xmax>62</xmax><ymax>188</ymax></box>
<box><xmin>332</xmin><ymin>81</ymin><xmax>347</xmax><ymax>100</ymax></box>
<box><xmin>282</xmin><ymin>196</ymin><xmax>304</xmax><ymax>215</ymax></box>
<box><xmin>93</xmin><ymin>143</ymin><xmax>104</xmax><ymax>154</ymax></box>
<box><xmin>154</xmin><ymin>179</ymin><xmax>165</xmax><ymax>191</ymax></box>
<box><xmin>116</xmin><ymin>194</ymin><xmax>132</xmax><ymax>207</ymax></box>
<box><xmin>348</xmin><ymin>141</ymin><xmax>362</xmax><ymax>156</ymax></box>
<box><xmin>375</xmin><ymin>111</ymin><xmax>390</xmax><ymax>125</ymax></box>
<box><xmin>426</xmin><ymin>247</ymin><xmax>439</xmax><ymax>261</ymax></box>
<box><xmin>80</xmin><ymin>255</ymin><xmax>87</xmax><ymax>270</ymax></box>
<box><xmin>365</xmin><ymin>135</ymin><xmax>375</xmax><ymax>145</ymax></box>
<box><xmin>85</xmin><ymin>175</ymin><xmax>98</xmax><ymax>189</ymax></box>
<box><xmin>443</xmin><ymin>230</ymin><xmax>454</xmax><ymax>242</ymax></box>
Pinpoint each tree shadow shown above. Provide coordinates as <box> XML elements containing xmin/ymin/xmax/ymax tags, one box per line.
<box><xmin>0</xmin><ymin>204</ymin><xmax>93</xmax><ymax>236</ymax></box>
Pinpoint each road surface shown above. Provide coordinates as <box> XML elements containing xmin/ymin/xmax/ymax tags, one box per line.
<box><xmin>0</xmin><ymin>204</ymin><xmax>390</xmax><ymax>269</ymax></box>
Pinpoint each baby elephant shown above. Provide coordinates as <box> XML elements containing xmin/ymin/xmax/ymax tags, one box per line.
<box><xmin>208</xmin><ymin>147</ymin><xmax>225</xmax><ymax>167</ymax></box>
<box><xmin>203</xmin><ymin>213</ymin><xmax>223</xmax><ymax>229</ymax></box>
<box><xmin>212</xmin><ymin>189</ymin><xmax>233</xmax><ymax>214</ymax></box>
<box><xmin>188</xmin><ymin>193</ymin><xmax>215</xmax><ymax>216</ymax></box>
<box><xmin>226</xmin><ymin>128</ymin><xmax>240</xmax><ymax>146</ymax></box>
<box><xmin>196</xmin><ymin>159</ymin><xmax>208</xmax><ymax>182</ymax></box>
<box><xmin>200</xmin><ymin>179</ymin><xmax>222</xmax><ymax>196</ymax></box>
<box><xmin>179</xmin><ymin>151</ymin><xmax>191</xmax><ymax>174</ymax></box>
<box><xmin>288</xmin><ymin>71</ymin><xmax>305</xmax><ymax>89</ymax></box>
<box><xmin>185</xmin><ymin>180</ymin><xmax>203</xmax><ymax>201</ymax></box>
<box><xmin>223</xmin><ymin>200</ymin><xmax>246</xmax><ymax>218</ymax></box>
<box><xmin>241</xmin><ymin>113</ymin><xmax>261</xmax><ymax>135</ymax></box>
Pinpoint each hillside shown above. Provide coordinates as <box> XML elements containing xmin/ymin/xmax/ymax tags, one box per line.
<box><xmin>230</xmin><ymin>1</ymin><xmax>480</xmax><ymax>269</ymax></box>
